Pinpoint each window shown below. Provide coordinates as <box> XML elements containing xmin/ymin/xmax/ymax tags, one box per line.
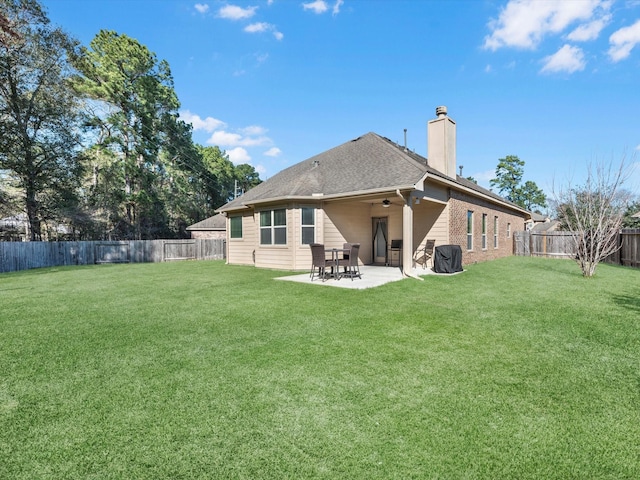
<box><xmin>507</xmin><ymin>223</ymin><xmax>511</xmax><ymax>238</ymax></box>
<box><xmin>493</xmin><ymin>216</ymin><xmax>498</xmax><ymax>248</ymax></box>
<box><xmin>229</xmin><ymin>216</ymin><xmax>242</xmax><ymax>239</ymax></box>
<box><xmin>260</xmin><ymin>209</ymin><xmax>287</xmax><ymax>245</ymax></box>
<box><xmin>301</xmin><ymin>207</ymin><xmax>315</xmax><ymax>245</ymax></box>
<box><xmin>467</xmin><ymin>210</ymin><xmax>473</xmax><ymax>250</ymax></box>
<box><xmin>482</xmin><ymin>214</ymin><xmax>487</xmax><ymax>249</ymax></box>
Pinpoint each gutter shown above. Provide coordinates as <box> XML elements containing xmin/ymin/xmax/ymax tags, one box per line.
<box><xmin>218</xmin><ymin>184</ymin><xmax>419</xmax><ymax>211</ymax></box>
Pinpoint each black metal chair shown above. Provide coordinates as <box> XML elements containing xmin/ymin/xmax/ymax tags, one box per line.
<box><xmin>310</xmin><ymin>243</ymin><xmax>333</xmax><ymax>281</ymax></box>
<box><xmin>414</xmin><ymin>239</ymin><xmax>436</xmax><ymax>269</ymax></box>
<box><xmin>337</xmin><ymin>243</ymin><xmax>361</xmax><ymax>280</ymax></box>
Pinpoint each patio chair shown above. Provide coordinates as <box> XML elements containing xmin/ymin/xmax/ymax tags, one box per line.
<box><xmin>337</xmin><ymin>243</ymin><xmax>361</xmax><ymax>280</ymax></box>
<box><xmin>310</xmin><ymin>243</ymin><xmax>333</xmax><ymax>281</ymax></box>
<box><xmin>341</xmin><ymin>243</ymin><xmax>352</xmax><ymax>273</ymax></box>
<box><xmin>413</xmin><ymin>239</ymin><xmax>436</xmax><ymax>269</ymax></box>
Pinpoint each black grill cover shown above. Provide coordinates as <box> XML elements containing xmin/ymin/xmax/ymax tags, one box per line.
<box><xmin>433</xmin><ymin>245</ymin><xmax>463</xmax><ymax>274</ymax></box>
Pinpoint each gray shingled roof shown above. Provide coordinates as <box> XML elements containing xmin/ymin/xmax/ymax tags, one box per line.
<box><xmin>219</xmin><ymin>131</ymin><xmax>527</xmax><ymax>215</ymax></box>
<box><xmin>220</xmin><ymin>133</ymin><xmax>429</xmax><ymax>211</ymax></box>
<box><xmin>186</xmin><ymin>212</ymin><xmax>226</xmax><ymax>231</ymax></box>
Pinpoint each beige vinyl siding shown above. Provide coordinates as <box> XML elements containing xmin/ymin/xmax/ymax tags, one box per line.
<box><xmin>227</xmin><ymin>211</ymin><xmax>256</xmax><ymax>266</ymax></box>
<box><xmin>423</xmin><ymin>183</ymin><xmax>449</xmax><ymax>204</ymax></box>
<box><xmin>323</xmin><ymin>201</ymin><xmax>371</xmax><ymax>264</ymax></box>
<box><xmin>254</xmin><ymin>206</ymin><xmax>293</xmax><ymax>270</ymax></box>
<box><xmin>413</xmin><ymin>201</ymin><xmax>448</xmax><ymax>252</ymax></box>
<box><xmin>292</xmin><ymin>204</ymin><xmax>320</xmax><ymax>271</ymax></box>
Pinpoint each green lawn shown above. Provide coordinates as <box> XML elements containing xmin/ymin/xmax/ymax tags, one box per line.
<box><xmin>1</xmin><ymin>257</ymin><xmax>639</xmax><ymax>479</ymax></box>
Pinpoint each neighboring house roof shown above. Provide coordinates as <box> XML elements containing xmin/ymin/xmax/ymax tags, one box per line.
<box><xmin>186</xmin><ymin>212</ymin><xmax>226</xmax><ymax>231</ymax></box>
<box><xmin>633</xmin><ymin>211</ymin><xmax>640</xmax><ymax>218</ymax></box>
<box><xmin>218</xmin><ymin>132</ymin><xmax>528</xmax><ymax>216</ymax></box>
<box><xmin>530</xmin><ymin>212</ymin><xmax>548</xmax><ymax>223</ymax></box>
<box><xmin>531</xmin><ymin>220</ymin><xmax>561</xmax><ymax>232</ymax></box>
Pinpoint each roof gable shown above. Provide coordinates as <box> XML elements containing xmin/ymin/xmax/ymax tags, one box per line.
<box><xmin>221</xmin><ymin>133</ymin><xmax>429</xmax><ymax>210</ymax></box>
<box><xmin>186</xmin><ymin>212</ymin><xmax>226</xmax><ymax>230</ymax></box>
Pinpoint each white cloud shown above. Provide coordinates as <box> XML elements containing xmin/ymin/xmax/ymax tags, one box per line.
<box><xmin>264</xmin><ymin>147</ymin><xmax>282</xmax><ymax>157</ymax></box>
<box><xmin>484</xmin><ymin>64</ymin><xmax>492</xmax><ymax>73</ymax></box>
<box><xmin>303</xmin><ymin>1</ymin><xmax>328</xmax><ymax>14</ymax></box>
<box><xmin>333</xmin><ymin>0</ymin><xmax>344</xmax><ymax>15</ymax></box>
<box><xmin>484</xmin><ymin>0</ymin><xmax>607</xmax><ymax>50</ymax></box>
<box><xmin>218</xmin><ymin>4</ymin><xmax>258</xmax><ymax>20</ymax></box>
<box><xmin>608</xmin><ymin>19</ymin><xmax>640</xmax><ymax>62</ymax></box>
<box><xmin>245</xmin><ymin>22</ymin><xmax>270</xmax><ymax>33</ymax></box>
<box><xmin>179</xmin><ymin>110</ymin><xmax>226</xmax><ymax>132</ymax></box>
<box><xmin>255</xmin><ymin>164</ymin><xmax>267</xmax><ymax>176</ymax></box>
<box><xmin>206</xmin><ymin>128</ymin><xmax>272</xmax><ymax>148</ymax></box>
<box><xmin>208</xmin><ymin>131</ymin><xmax>242</xmax><ymax>146</ymax></box>
<box><xmin>241</xmin><ymin>125</ymin><xmax>267</xmax><ymax>136</ymax></box>
<box><xmin>567</xmin><ymin>14</ymin><xmax>611</xmax><ymax>41</ymax></box>
<box><xmin>226</xmin><ymin>147</ymin><xmax>251</xmax><ymax>164</ymax></box>
<box><xmin>473</xmin><ymin>169</ymin><xmax>496</xmax><ymax>189</ymax></box>
<box><xmin>244</xmin><ymin>22</ymin><xmax>283</xmax><ymax>40</ymax></box>
<box><xmin>194</xmin><ymin>3</ymin><xmax>209</xmax><ymax>14</ymax></box>
<box><xmin>540</xmin><ymin>44</ymin><xmax>586</xmax><ymax>74</ymax></box>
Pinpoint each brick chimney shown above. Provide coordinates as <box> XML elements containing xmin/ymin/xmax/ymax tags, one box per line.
<box><xmin>427</xmin><ymin>106</ymin><xmax>456</xmax><ymax>179</ymax></box>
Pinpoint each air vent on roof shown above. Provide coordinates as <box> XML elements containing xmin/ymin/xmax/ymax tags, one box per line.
<box><xmin>435</xmin><ymin>106</ymin><xmax>447</xmax><ymax>118</ymax></box>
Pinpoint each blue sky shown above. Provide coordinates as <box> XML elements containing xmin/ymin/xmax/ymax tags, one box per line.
<box><xmin>44</xmin><ymin>0</ymin><xmax>640</xmax><ymax>202</ymax></box>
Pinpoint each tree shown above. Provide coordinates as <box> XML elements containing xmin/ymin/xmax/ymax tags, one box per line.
<box><xmin>198</xmin><ymin>145</ymin><xmax>236</xmax><ymax>208</ymax></box>
<box><xmin>553</xmin><ymin>157</ymin><xmax>633</xmax><ymax>277</ymax></box>
<box><xmin>235</xmin><ymin>163</ymin><xmax>262</xmax><ymax>195</ymax></box>
<box><xmin>490</xmin><ymin>155</ymin><xmax>547</xmax><ymax>211</ymax></box>
<box><xmin>516</xmin><ymin>180</ymin><xmax>547</xmax><ymax>212</ymax></box>
<box><xmin>0</xmin><ymin>0</ymin><xmax>83</xmax><ymax>240</ymax></box>
<box><xmin>70</xmin><ymin>30</ymin><xmax>195</xmax><ymax>239</ymax></box>
<box><xmin>490</xmin><ymin>154</ymin><xmax>523</xmax><ymax>199</ymax></box>
<box><xmin>622</xmin><ymin>199</ymin><xmax>640</xmax><ymax>228</ymax></box>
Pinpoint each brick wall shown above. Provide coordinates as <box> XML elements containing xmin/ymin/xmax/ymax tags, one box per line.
<box><xmin>449</xmin><ymin>190</ymin><xmax>527</xmax><ymax>265</ymax></box>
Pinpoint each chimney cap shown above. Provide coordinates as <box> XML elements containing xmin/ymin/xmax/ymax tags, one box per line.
<box><xmin>435</xmin><ymin>106</ymin><xmax>448</xmax><ymax>117</ymax></box>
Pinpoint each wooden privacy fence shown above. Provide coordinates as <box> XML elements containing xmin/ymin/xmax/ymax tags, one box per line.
<box><xmin>513</xmin><ymin>231</ymin><xmax>576</xmax><ymax>259</ymax></box>
<box><xmin>0</xmin><ymin>239</ymin><xmax>226</xmax><ymax>274</ymax></box>
<box><xmin>514</xmin><ymin>229</ymin><xmax>640</xmax><ymax>268</ymax></box>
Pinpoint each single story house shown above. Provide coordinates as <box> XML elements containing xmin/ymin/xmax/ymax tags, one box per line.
<box><xmin>217</xmin><ymin>106</ymin><xmax>530</xmax><ymax>274</ymax></box>
<box><xmin>186</xmin><ymin>213</ymin><xmax>226</xmax><ymax>239</ymax></box>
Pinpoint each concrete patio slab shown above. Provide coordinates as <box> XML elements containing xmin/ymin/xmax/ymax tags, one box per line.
<box><xmin>275</xmin><ymin>265</ymin><xmax>459</xmax><ymax>289</ymax></box>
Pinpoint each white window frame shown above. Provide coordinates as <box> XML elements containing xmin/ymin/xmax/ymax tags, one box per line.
<box><xmin>493</xmin><ymin>216</ymin><xmax>498</xmax><ymax>249</ymax></box>
<box><xmin>507</xmin><ymin>223</ymin><xmax>511</xmax><ymax>238</ymax></box>
<box><xmin>301</xmin><ymin>207</ymin><xmax>315</xmax><ymax>245</ymax></box>
<box><xmin>229</xmin><ymin>216</ymin><xmax>242</xmax><ymax>239</ymax></box>
<box><xmin>482</xmin><ymin>214</ymin><xmax>487</xmax><ymax>250</ymax></box>
<box><xmin>260</xmin><ymin>209</ymin><xmax>287</xmax><ymax>245</ymax></box>
<box><xmin>467</xmin><ymin>210</ymin><xmax>473</xmax><ymax>251</ymax></box>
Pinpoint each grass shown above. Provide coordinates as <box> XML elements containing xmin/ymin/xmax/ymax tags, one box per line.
<box><xmin>1</xmin><ymin>257</ymin><xmax>639</xmax><ymax>479</ymax></box>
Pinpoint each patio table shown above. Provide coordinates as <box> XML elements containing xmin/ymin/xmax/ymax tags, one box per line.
<box><xmin>325</xmin><ymin>248</ymin><xmax>350</xmax><ymax>280</ymax></box>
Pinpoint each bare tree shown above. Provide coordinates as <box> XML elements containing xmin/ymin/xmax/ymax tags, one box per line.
<box><xmin>553</xmin><ymin>155</ymin><xmax>635</xmax><ymax>277</ymax></box>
